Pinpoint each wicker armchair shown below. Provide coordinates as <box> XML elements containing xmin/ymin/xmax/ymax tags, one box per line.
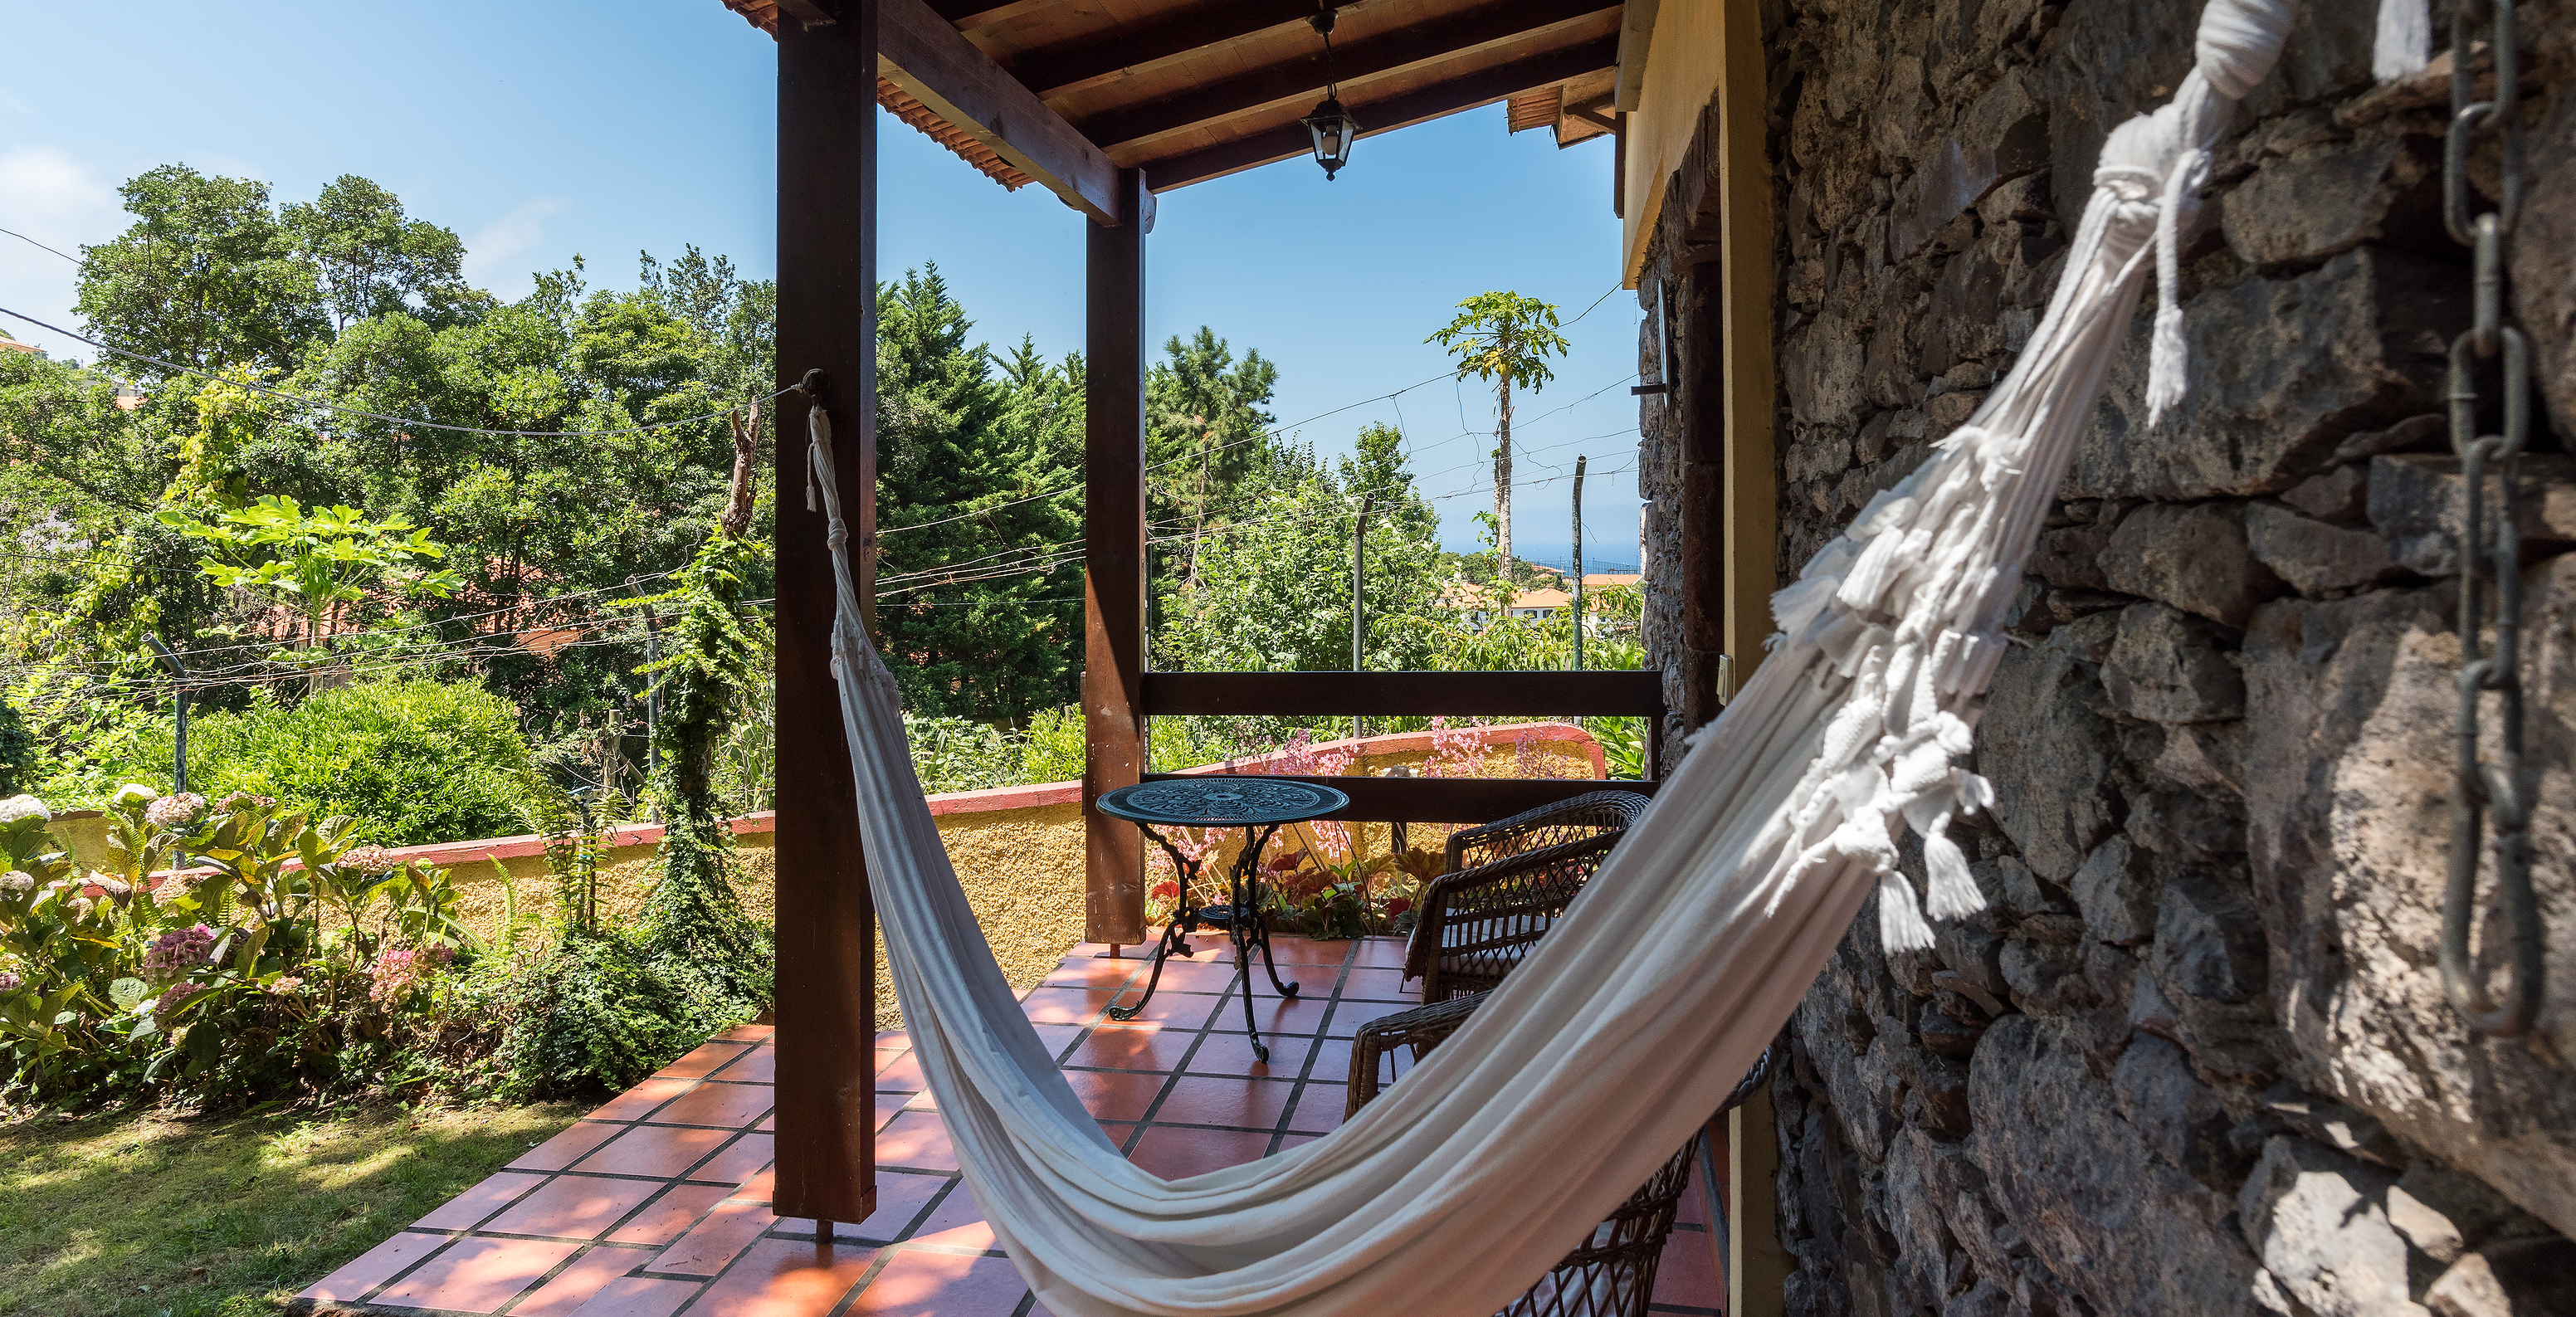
<box><xmin>1346</xmin><ymin>992</ymin><xmax>1778</xmax><ymax>1317</ymax></box>
<box><xmin>1405</xmin><ymin>791</ymin><xmax>1651</xmax><ymax>1002</ymax></box>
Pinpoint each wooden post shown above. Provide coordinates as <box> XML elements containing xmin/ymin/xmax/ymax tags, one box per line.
<box><xmin>1083</xmin><ymin>168</ymin><xmax>1149</xmax><ymax>947</ymax></box>
<box><xmin>1677</xmin><ymin>261</ymin><xmax>1726</xmax><ymax>734</ymax></box>
<box><xmin>773</xmin><ymin>0</ymin><xmax>879</xmax><ymax>1229</ymax></box>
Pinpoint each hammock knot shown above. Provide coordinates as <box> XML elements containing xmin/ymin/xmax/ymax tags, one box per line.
<box><xmin>2195</xmin><ymin>0</ymin><xmax>2295</xmax><ymax>102</ymax></box>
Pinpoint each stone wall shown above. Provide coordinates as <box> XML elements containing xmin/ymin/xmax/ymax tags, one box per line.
<box><xmin>1637</xmin><ymin>2</ymin><xmax>2576</xmax><ymax>1312</ymax></box>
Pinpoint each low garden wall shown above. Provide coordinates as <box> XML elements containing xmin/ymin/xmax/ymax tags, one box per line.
<box><xmin>46</xmin><ymin>722</ymin><xmax>1606</xmax><ymax>1027</ymax></box>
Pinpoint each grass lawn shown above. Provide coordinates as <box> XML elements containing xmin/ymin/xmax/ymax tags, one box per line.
<box><xmin>0</xmin><ymin>1100</ymin><xmax>584</xmax><ymax>1316</ymax></box>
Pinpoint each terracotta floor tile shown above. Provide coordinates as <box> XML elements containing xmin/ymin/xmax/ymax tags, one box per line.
<box><xmin>1256</xmin><ymin>936</ymin><xmax>1352</xmax><ymax>966</ymax></box>
<box><xmin>1063</xmin><ymin>1024</ymin><xmax>1192</xmax><ymax>1072</ymax></box>
<box><xmin>718</xmin><ymin>1022</ymin><xmax>775</xmax><ymax>1043</ymax></box>
<box><xmin>849</xmin><ymin>1249</ymin><xmax>1027</xmax><ymax>1316</ymax></box>
<box><xmin>1095</xmin><ymin>1121</ymin><xmax>1137</xmax><ymax>1149</ymax></box>
<box><xmin>734</xmin><ymin>1167</ymin><xmax>776</xmax><ymax>1205</ymax></box>
<box><xmin>1185</xmin><ymin>1031</ymin><xmax>1312</xmax><ymax>1077</ymax></box>
<box><xmin>1348</xmin><ymin>937</ymin><xmax>1412</xmax><ymax>968</ymax></box>
<box><xmin>1329</xmin><ymin>1002</ymin><xmax>1418</xmax><ymax>1037</ymax></box>
<box><xmin>588</xmin><ymin>1077</ymin><xmax>695</xmax><ymax>1123</ymax></box>
<box><xmin>1336</xmin><ymin>967</ymin><xmax>1419</xmax><ymax>1002</ymax></box>
<box><xmin>650</xmin><ymin>1197</ymin><xmax>773</xmax><ymax>1276</ymax></box>
<box><xmin>1062</xmin><ymin>1068</ymin><xmax>1168</xmax><ymax>1124</ymax></box>
<box><xmin>1127</xmin><ymin>1125</ymin><xmax>1272</xmax><ymax>1179</ymax></box>
<box><xmin>1276</xmin><ymin>1133</ymin><xmax>1324</xmax><ymax>1153</ymax></box>
<box><xmin>757</xmin><ymin>1113</ymin><xmax>776</xmax><ymax>1132</ymax></box>
<box><xmin>1128</xmin><ymin>957</ymin><xmax>1241</xmax><ymax>993</ymax></box>
<box><xmin>657</xmin><ymin>1040</ymin><xmax>752</xmax><ymax>1080</ymax></box>
<box><xmin>1238</xmin><ymin>993</ymin><xmax>1333</xmax><ymax>1037</ymax></box>
<box><xmin>650</xmin><ymin>1080</ymin><xmax>774</xmax><ymax>1129</ymax></box>
<box><xmin>510</xmin><ymin>1120</ymin><xmax>625</xmax><ymax>1173</ymax></box>
<box><xmin>1676</xmin><ymin>1163</ymin><xmax>1711</xmax><ymax>1229</ymax></box>
<box><xmin>875</xmin><ymin>1092</ymin><xmax>910</xmax><ymax>1132</ymax></box>
<box><xmin>1028</xmin><ymin>1022</ymin><xmax>1085</xmax><ymax>1060</ymax></box>
<box><xmin>876</xmin><ymin>1048</ymin><xmax>925</xmax><ymax>1092</ymax></box>
<box><xmin>1310</xmin><ymin>1037</ymin><xmax>1355</xmax><ymax>1080</ymax></box>
<box><xmin>904</xmin><ymin>1179</ymin><xmax>993</xmax><ymax>1251</ymax></box>
<box><xmin>877</xmin><ymin>1111</ymin><xmax>957</xmax><ymax>1172</ymax></box>
<box><xmin>607</xmin><ymin>1182</ymin><xmax>731</xmax><ymax>1246</ymax></box>
<box><xmin>691</xmin><ymin>1237</ymin><xmax>875</xmax><ymax>1316</ymax></box>
<box><xmin>687</xmin><ymin>1130</ymin><xmax>774</xmax><ymax>1187</ymax></box>
<box><xmin>562</xmin><ymin>1274</ymin><xmax>701</xmax><ymax>1317</ymax></box>
<box><xmin>711</xmin><ymin>1045</ymin><xmax>777</xmax><ymax>1084</ymax></box>
<box><xmin>1019</xmin><ymin>987</ymin><xmax>1118</xmax><ymax>1025</ymax></box>
<box><xmin>1116</xmin><ymin>990</ymin><xmax>1220</xmax><ymax>1030</ymax></box>
<box><xmin>298</xmin><ymin>1229</ymin><xmax>446</xmax><ymax>1303</ymax></box>
<box><xmin>482</xmin><ymin>1174</ymin><xmax>665</xmax><ymax>1240</ymax></box>
<box><xmin>414</xmin><ymin>1170</ymin><xmax>548</xmax><ymax>1232</ymax></box>
<box><xmin>1652</xmin><ymin>1223</ymin><xmax>1725</xmax><ymax>1309</ymax></box>
<box><xmin>876</xmin><ymin>1030</ymin><xmax>910</xmax><ymax>1048</ymax></box>
<box><xmin>505</xmin><ymin>1243</ymin><xmax>645</xmax><ymax>1316</ymax></box>
<box><xmin>844</xmin><ymin>1168</ymin><xmax>951</xmax><ymax>1241</ymax></box>
<box><xmin>905</xmin><ymin>1090</ymin><xmax>939</xmax><ymax>1112</ymax></box>
<box><xmin>1282</xmin><ymin>1083</ymin><xmax>1350</xmax><ymax>1134</ymax></box>
<box><xmin>1045</xmin><ymin>958</ymin><xmax>1142</xmax><ymax>989</ymax></box>
<box><xmin>570</xmin><ymin>1124</ymin><xmax>733</xmax><ymax>1179</ymax></box>
<box><xmin>372</xmin><ymin>1235</ymin><xmax>583</xmax><ymax>1313</ymax></box>
<box><xmin>1153</xmin><ymin>1076</ymin><xmax>1295</xmax><ymax>1129</ymax></box>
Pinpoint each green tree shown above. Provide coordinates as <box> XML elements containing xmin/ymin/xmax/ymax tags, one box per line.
<box><xmin>1427</xmin><ymin>291</ymin><xmax>1569</xmax><ymax>578</ymax></box>
<box><xmin>75</xmin><ymin>164</ymin><xmax>327</xmax><ymax>373</ymax></box>
<box><xmin>872</xmin><ymin>268</ymin><xmax>1086</xmax><ymax>723</ymax></box>
<box><xmin>1156</xmin><ymin>423</ymin><xmax>1442</xmax><ymax>676</ymax></box>
<box><xmin>280</xmin><ymin>175</ymin><xmax>476</xmax><ymax>332</ymax></box>
<box><xmin>156</xmin><ymin>494</ymin><xmax>463</xmax><ymax>664</ymax></box>
<box><xmin>1147</xmin><ymin>328</ymin><xmax>1280</xmax><ymax>593</ymax></box>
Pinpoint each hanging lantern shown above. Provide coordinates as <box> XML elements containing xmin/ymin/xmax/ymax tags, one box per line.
<box><xmin>1303</xmin><ymin>7</ymin><xmax>1359</xmax><ymax>181</ymax></box>
<box><xmin>1304</xmin><ymin>95</ymin><xmax>1360</xmax><ymax>180</ymax></box>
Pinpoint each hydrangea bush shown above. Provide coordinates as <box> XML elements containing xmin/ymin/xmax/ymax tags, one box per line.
<box><xmin>0</xmin><ymin>786</ymin><xmax>481</xmax><ymax>1108</ymax></box>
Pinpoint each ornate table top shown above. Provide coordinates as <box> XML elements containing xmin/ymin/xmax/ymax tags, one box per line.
<box><xmin>1095</xmin><ymin>778</ymin><xmax>1350</xmax><ymax>827</ymax></box>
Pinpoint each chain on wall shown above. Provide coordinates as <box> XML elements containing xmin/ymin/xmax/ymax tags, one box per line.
<box><xmin>2440</xmin><ymin>0</ymin><xmax>2543</xmax><ymax>1037</ymax></box>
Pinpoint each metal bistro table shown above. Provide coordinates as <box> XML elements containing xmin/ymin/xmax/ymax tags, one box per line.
<box><xmin>1095</xmin><ymin>777</ymin><xmax>1351</xmax><ymax>1063</ymax></box>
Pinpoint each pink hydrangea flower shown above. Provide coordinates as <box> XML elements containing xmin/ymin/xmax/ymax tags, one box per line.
<box><xmin>144</xmin><ymin>924</ymin><xmax>217</xmax><ymax>978</ymax></box>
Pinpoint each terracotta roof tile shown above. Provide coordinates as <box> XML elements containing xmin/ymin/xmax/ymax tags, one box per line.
<box><xmin>715</xmin><ymin>1</ymin><xmax>1026</xmax><ymax>193</ymax></box>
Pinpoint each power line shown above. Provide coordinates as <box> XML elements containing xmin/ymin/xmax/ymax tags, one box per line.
<box><xmin>0</xmin><ymin>305</ymin><xmax>788</xmax><ymax>440</ymax></box>
<box><xmin>0</xmin><ymin>225</ymin><xmax>79</xmax><ymax>265</ymax></box>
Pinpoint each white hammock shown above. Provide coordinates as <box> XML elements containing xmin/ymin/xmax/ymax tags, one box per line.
<box><xmin>811</xmin><ymin>3</ymin><xmax>2292</xmax><ymax>1312</ymax></box>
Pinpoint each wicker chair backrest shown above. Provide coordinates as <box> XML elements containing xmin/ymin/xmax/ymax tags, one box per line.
<box><xmin>1443</xmin><ymin>790</ymin><xmax>1651</xmax><ymax>876</ymax></box>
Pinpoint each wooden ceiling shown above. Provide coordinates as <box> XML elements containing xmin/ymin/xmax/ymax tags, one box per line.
<box><xmin>724</xmin><ymin>0</ymin><xmax>1622</xmax><ymax>194</ymax></box>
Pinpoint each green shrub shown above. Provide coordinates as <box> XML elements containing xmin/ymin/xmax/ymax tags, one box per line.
<box><xmin>44</xmin><ymin>678</ymin><xmax>541</xmax><ymax>846</ymax></box>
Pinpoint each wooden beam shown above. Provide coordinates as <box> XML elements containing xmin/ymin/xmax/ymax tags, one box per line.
<box><xmin>1083</xmin><ymin>168</ymin><xmax>1149</xmax><ymax>947</ymax></box>
<box><xmin>876</xmin><ymin>0</ymin><xmax>1127</xmax><ymax>224</ymax></box>
<box><xmin>1007</xmin><ymin>0</ymin><xmax>1320</xmax><ymax>97</ymax></box>
<box><xmin>1077</xmin><ymin>0</ymin><xmax>1616</xmax><ymax>151</ymax></box>
<box><xmin>1139</xmin><ymin>773</ymin><xmax>1658</xmax><ymax>823</ymax></box>
<box><xmin>1140</xmin><ymin>671</ymin><xmax>1665</xmax><ymax>718</ymax></box>
<box><xmin>1137</xmin><ymin>37</ymin><xmax>1617</xmax><ymax>191</ymax></box>
<box><xmin>773</xmin><ymin>0</ymin><xmax>878</xmax><ymax>1230</ymax></box>
<box><xmin>1715</xmin><ymin>0</ymin><xmax>1777</xmax><ymax>692</ymax></box>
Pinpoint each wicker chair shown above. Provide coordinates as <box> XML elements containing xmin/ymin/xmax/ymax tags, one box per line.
<box><xmin>1347</xmin><ymin>992</ymin><xmax>1778</xmax><ymax>1317</ymax></box>
<box><xmin>1404</xmin><ymin>791</ymin><xmax>1651</xmax><ymax>1002</ymax></box>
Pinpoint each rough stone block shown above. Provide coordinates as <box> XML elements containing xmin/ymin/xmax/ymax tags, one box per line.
<box><xmin>1969</xmin><ymin>1016</ymin><xmax>2265</xmax><ymax>1315</ymax></box>
<box><xmin>2425</xmin><ymin>1237</ymin><xmax>2576</xmax><ymax>1317</ymax></box>
<box><xmin>2223</xmin><ymin>138</ymin><xmax>2431</xmax><ymax>267</ymax></box>
<box><xmin>1892</xmin><ymin>69</ymin><xmax>2049</xmax><ymax>263</ymax></box>
<box><xmin>2071</xmin><ymin>248</ymin><xmax>2465</xmax><ymax>500</ymax></box>
<box><xmin>2072</xmin><ymin>835</ymin><xmax>2159</xmax><ymax>945</ymax></box>
<box><xmin>2285</xmin><ymin>464</ymin><xmax>2372</xmax><ymax>523</ymax></box>
<box><xmin>2365</xmin><ymin>454</ymin><xmax>2576</xmax><ymax>578</ymax></box>
<box><xmin>1978</xmin><ymin>643</ymin><xmax>2124</xmax><ymax>880</ymax></box>
<box><xmin>2104</xmin><ymin>602</ymin><xmax>2247</xmax><ymax>724</ymax></box>
<box><xmin>2141</xmin><ymin>719</ymin><xmax>2249</xmax><ymax>795</ymax></box>
<box><xmin>2242</xmin><ymin>563</ymin><xmax>2576</xmax><ymax>1236</ymax></box>
<box><xmin>2113</xmin><ymin>1034</ymin><xmax>2242</xmax><ymax>1189</ymax></box>
<box><xmin>2238</xmin><ymin>1137</ymin><xmax>2422</xmax><ymax>1317</ymax></box>
<box><xmin>2102</xmin><ymin>503</ymin><xmax>2286</xmax><ymax>626</ymax></box>
<box><xmin>2507</xmin><ymin>82</ymin><xmax>2576</xmax><ymax>445</ymax></box>
<box><xmin>2247</xmin><ymin>502</ymin><xmax>2404</xmax><ymax>595</ymax></box>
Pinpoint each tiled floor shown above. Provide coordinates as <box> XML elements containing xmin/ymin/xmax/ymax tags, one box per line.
<box><xmin>301</xmin><ymin>934</ymin><xmax>1726</xmax><ymax>1316</ymax></box>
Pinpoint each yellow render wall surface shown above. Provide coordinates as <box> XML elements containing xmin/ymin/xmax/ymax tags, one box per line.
<box><xmin>1622</xmin><ymin>0</ymin><xmax>1725</xmax><ymax>284</ymax></box>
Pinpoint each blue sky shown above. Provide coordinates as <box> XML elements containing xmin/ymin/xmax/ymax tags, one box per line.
<box><xmin>0</xmin><ymin>0</ymin><xmax>1644</xmax><ymax>568</ymax></box>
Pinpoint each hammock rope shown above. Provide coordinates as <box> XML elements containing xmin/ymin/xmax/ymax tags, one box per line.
<box><xmin>803</xmin><ymin>2</ymin><xmax>2294</xmax><ymax>1312</ymax></box>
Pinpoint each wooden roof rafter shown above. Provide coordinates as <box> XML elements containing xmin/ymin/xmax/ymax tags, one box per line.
<box><xmin>720</xmin><ymin>0</ymin><xmax>1622</xmax><ymax>208</ymax></box>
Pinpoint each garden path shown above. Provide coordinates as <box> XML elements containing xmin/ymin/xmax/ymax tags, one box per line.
<box><xmin>297</xmin><ymin>934</ymin><xmax>1726</xmax><ymax>1316</ymax></box>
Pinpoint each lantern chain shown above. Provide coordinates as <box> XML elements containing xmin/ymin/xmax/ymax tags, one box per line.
<box><xmin>2439</xmin><ymin>0</ymin><xmax>2541</xmax><ymax>1038</ymax></box>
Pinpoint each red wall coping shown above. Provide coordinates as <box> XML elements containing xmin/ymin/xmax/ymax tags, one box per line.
<box><xmin>131</xmin><ymin>720</ymin><xmax>1604</xmax><ymax>872</ymax></box>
